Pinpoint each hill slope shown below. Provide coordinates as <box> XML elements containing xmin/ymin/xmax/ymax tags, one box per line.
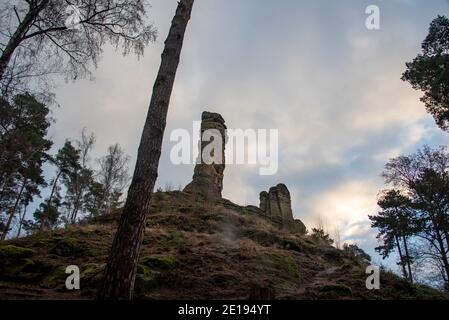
<box><xmin>0</xmin><ymin>191</ymin><xmax>446</xmax><ymax>300</ymax></box>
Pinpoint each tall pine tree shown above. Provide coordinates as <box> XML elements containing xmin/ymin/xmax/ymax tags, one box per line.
<box><xmin>0</xmin><ymin>94</ymin><xmax>52</xmax><ymax>239</ymax></box>
<box><xmin>98</xmin><ymin>0</ymin><xmax>195</xmax><ymax>300</ymax></box>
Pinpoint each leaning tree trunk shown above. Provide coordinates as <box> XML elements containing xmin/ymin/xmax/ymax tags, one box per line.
<box><xmin>1</xmin><ymin>179</ymin><xmax>26</xmax><ymax>240</ymax></box>
<box><xmin>40</xmin><ymin>171</ymin><xmax>62</xmax><ymax>231</ymax></box>
<box><xmin>97</xmin><ymin>0</ymin><xmax>195</xmax><ymax>300</ymax></box>
<box><xmin>395</xmin><ymin>235</ymin><xmax>408</xmax><ymax>280</ymax></box>
<box><xmin>402</xmin><ymin>236</ymin><xmax>413</xmax><ymax>284</ymax></box>
<box><xmin>435</xmin><ymin>230</ymin><xmax>449</xmax><ymax>285</ymax></box>
<box><xmin>16</xmin><ymin>205</ymin><xmax>28</xmax><ymax>238</ymax></box>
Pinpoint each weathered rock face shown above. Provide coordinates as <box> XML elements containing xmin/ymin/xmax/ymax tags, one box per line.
<box><xmin>259</xmin><ymin>184</ymin><xmax>294</xmax><ymax>221</ymax></box>
<box><xmin>275</xmin><ymin>184</ymin><xmax>294</xmax><ymax>221</ymax></box>
<box><xmin>259</xmin><ymin>183</ymin><xmax>306</xmax><ymax>234</ymax></box>
<box><xmin>259</xmin><ymin>191</ymin><xmax>269</xmax><ymax>212</ymax></box>
<box><xmin>183</xmin><ymin>111</ymin><xmax>227</xmax><ymax>200</ymax></box>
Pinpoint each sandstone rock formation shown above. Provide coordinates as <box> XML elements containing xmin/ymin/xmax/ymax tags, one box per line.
<box><xmin>259</xmin><ymin>191</ymin><xmax>269</xmax><ymax>213</ymax></box>
<box><xmin>183</xmin><ymin>111</ymin><xmax>227</xmax><ymax>200</ymax></box>
<box><xmin>182</xmin><ymin>112</ymin><xmax>306</xmax><ymax>234</ymax></box>
<box><xmin>259</xmin><ymin>183</ymin><xmax>306</xmax><ymax>234</ymax></box>
<box><xmin>259</xmin><ymin>184</ymin><xmax>294</xmax><ymax>221</ymax></box>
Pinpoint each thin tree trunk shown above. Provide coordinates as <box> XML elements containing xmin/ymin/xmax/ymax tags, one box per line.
<box><xmin>1</xmin><ymin>179</ymin><xmax>26</xmax><ymax>240</ymax></box>
<box><xmin>430</xmin><ymin>211</ymin><xmax>449</xmax><ymax>286</ymax></box>
<box><xmin>395</xmin><ymin>235</ymin><xmax>408</xmax><ymax>280</ymax></box>
<box><xmin>70</xmin><ymin>174</ymin><xmax>81</xmax><ymax>224</ymax></box>
<box><xmin>444</xmin><ymin>230</ymin><xmax>449</xmax><ymax>257</ymax></box>
<box><xmin>16</xmin><ymin>204</ymin><xmax>27</xmax><ymax>238</ymax></box>
<box><xmin>402</xmin><ymin>236</ymin><xmax>413</xmax><ymax>284</ymax></box>
<box><xmin>0</xmin><ymin>0</ymin><xmax>50</xmax><ymax>80</ymax></box>
<box><xmin>435</xmin><ymin>230</ymin><xmax>449</xmax><ymax>284</ymax></box>
<box><xmin>97</xmin><ymin>0</ymin><xmax>195</xmax><ymax>300</ymax></box>
<box><xmin>70</xmin><ymin>205</ymin><xmax>79</xmax><ymax>224</ymax></box>
<box><xmin>70</xmin><ymin>188</ymin><xmax>83</xmax><ymax>224</ymax></box>
<box><xmin>40</xmin><ymin>170</ymin><xmax>62</xmax><ymax>231</ymax></box>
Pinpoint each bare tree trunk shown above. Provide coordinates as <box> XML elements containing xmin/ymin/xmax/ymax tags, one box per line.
<box><xmin>395</xmin><ymin>235</ymin><xmax>408</xmax><ymax>280</ymax></box>
<box><xmin>1</xmin><ymin>179</ymin><xmax>26</xmax><ymax>240</ymax></box>
<box><xmin>444</xmin><ymin>230</ymin><xmax>449</xmax><ymax>257</ymax></box>
<box><xmin>97</xmin><ymin>0</ymin><xmax>195</xmax><ymax>300</ymax></box>
<box><xmin>69</xmin><ymin>187</ymin><xmax>83</xmax><ymax>224</ymax></box>
<box><xmin>0</xmin><ymin>0</ymin><xmax>50</xmax><ymax>80</ymax></box>
<box><xmin>70</xmin><ymin>204</ymin><xmax>79</xmax><ymax>224</ymax></box>
<box><xmin>402</xmin><ymin>236</ymin><xmax>413</xmax><ymax>284</ymax></box>
<box><xmin>40</xmin><ymin>170</ymin><xmax>62</xmax><ymax>230</ymax></box>
<box><xmin>16</xmin><ymin>204</ymin><xmax>28</xmax><ymax>238</ymax></box>
<box><xmin>435</xmin><ymin>230</ymin><xmax>449</xmax><ymax>285</ymax></box>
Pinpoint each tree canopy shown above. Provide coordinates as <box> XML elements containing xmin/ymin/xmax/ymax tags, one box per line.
<box><xmin>402</xmin><ymin>15</ymin><xmax>449</xmax><ymax>131</ymax></box>
<box><xmin>0</xmin><ymin>0</ymin><xmax>157</xmax><ymax>99</ymax></box>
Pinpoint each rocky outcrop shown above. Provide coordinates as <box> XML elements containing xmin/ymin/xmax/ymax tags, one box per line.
<box><xmin>182</xmin><ymin>112</ymin><xmax>306</xmax><ymax>234</ymax></box>
<box><xmin>183</xmin><ymin>111</ymin><xmax>227</xmax><ymax>200</ymax></box>
<box><xmin>259</xmin><ymin>191</ymin><xmax>269</xmax><ymax>213</ymax></box>
<box><xmin>259</xmin><ymin>184</ymin><xmax>306</xmax><ymax>234</ymax></box>
<box><xmin>259</xmin><ymin>184</ymin><xmax>294</xmax><ymax>221</ymax></box>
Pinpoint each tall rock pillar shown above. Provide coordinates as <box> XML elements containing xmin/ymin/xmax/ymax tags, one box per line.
<box><xmin>183</xmin><ymin>111</ymin><xmax>227</xmax><ymax>200</ymax></box>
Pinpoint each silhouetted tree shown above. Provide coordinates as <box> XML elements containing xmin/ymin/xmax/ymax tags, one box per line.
<box><xmin>84</xmin><ymin>181</ymin><xmax>105</xmax><ymax>217</ymax></box>
<box><xmin>369</xmin><ymin>189</ymin><xmax>416</xmax><ymax>282</ymax></box>
<box><xmin>0</xmin><ymin>94</ymin><xmax>52</xmax><ymax>239</ymax></box>
<box><xmin>402</xmin><ymin>15</ymin><xmax>449</xmax><ymax>131</ymax></box>
<box><xmin>15</xmin><ymin>204</ymin><xmax>27</xmax><ymax>238</ymax></box>
<box><xmin>342</xmin><ymin>243</ymin><xmax>372</xmax><ymax>265</ymax></box>
<box><xmin>311</xmin><ymin>227</ymin><xmax>334</xmax><ymax>246</ymax></box>
<box><xmin>27</xmin><ymin>194</ymin><xmax>62</xmax><ymax>231</ymax></box>
<box><xmin>98</xmin><ymin>0</ymin><xmax>195</xmax><ymax>300</ymax></box>
<box><xmin>381</xmin><ymin>146</ymin><xmax>449</xmax><ymax>288</ymax></box>
<box><xmin>62</xmin><ymin>129</ymin><xmax>95</xmax><ymax>224</ymax></box>
<box><xmin>40</xmin><ymin>141</ymin><xmax>80</xmax><ymax>230</ymax></box>
<box><xmin>96</xmin><ymin>144</ymin><xmax>129</xmax><ymax>215</ymax></box>
<box><xmin>410</xmin><ymin>168</ymin><xmax>449</xmax><ymax>288</ymax></box>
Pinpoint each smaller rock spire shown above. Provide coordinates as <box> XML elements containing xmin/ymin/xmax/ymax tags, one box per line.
<box><xmin>259</xmin><ymin>183</ymin><xmax>294</xmax><ymax>221</ymax></box>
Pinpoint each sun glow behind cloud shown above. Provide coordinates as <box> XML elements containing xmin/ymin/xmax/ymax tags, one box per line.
<box><xmin>300</xmin><ymin>180</ymin><xmax>379</xmax><ymax>241</ymax></box>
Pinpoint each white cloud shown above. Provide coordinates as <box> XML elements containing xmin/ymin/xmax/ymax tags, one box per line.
<box><xmin>301</xmin><ymin>180</ymin><xmax>379</xmax><ymax>234</ymax></box>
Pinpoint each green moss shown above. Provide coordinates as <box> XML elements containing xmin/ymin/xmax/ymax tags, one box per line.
<box><xmin>81</xmin><ymin>263</ymin><xmax>105</xmax><ymax>288</ymax></box>
<box><xmin>5</xmin><ymin>258</ymin><xmax>36</xmax><ymax>278</ymax></box>
<box><xmin>0</xmin><ymin>245</ymin><xmax>36</xmax><ymax>279</ymax></box>
<box><xmin>31</xmin><ymin>238</ymin><xmax>55</xmax><ymax>248</ymax></box>
<box><xmin>43</xmin><ymin>266</ymin><xmax>67</xmax><ymax>288</ymax></box>
<box><xmin>49</xmin><ymin>238</ymin><xmax>79</xmax><ymax>257</ymax></box>
<box><xmin>142</xmin><ymin>255</ymin><xmax>177</xmax><ymax>270</ymax></box>
<box><xmin>263</xmin><ymin>253</ymin><xmax>300</xmax><ymax>278</ymax></box>
<box><xmin>320</xmin><ymin>284</ymin><xmax>353</xmax><ymax>297</ymax></box>
<box><xmin>43</xmin><ymin>263</ymin><xmax>106</xmax><ymax>290</ymax></box>
<box><xmin>137</xmin><ymin>264</ymin><xmax>154</xmax><ymax>279</ymax></box>
<box><xmin>84</xmin><ymin>244</ymin><xmax>108</xmax><ymax>257</ymax></box>
<box><xmin>168</xmin><ymin>230</ymin><xmax>186</xmax><ymax>249</ymax></box>
<box><xmin>134</xmin><ymin>264</ymin><xmax>158</xmax><ymax>296</ymax></box>
<box><xmin>0</xmin><ymin>245</ymin><xmax>35</xmax><ymax>259</ymax></box>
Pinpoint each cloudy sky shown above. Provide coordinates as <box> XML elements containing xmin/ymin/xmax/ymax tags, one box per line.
<box><xmin>49</xmin><ymin>0</ymin><xmax>449</xmax><ymax>268</ymax></box>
